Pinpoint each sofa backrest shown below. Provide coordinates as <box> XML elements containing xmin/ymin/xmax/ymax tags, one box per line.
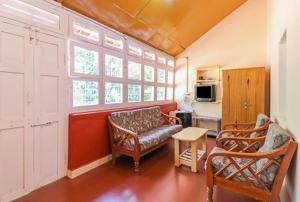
<box><xmin>250</xmin><ymin>113</ymin><xmax>270</xmax><ymax>137</ymax></box>
<box><xmin>110</xmin><ymin>106</ymin><xmax>164</xmax><ymax>133</ymax></box>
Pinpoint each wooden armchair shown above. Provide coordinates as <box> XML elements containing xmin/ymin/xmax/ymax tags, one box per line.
<box><xmin>206</xmin><ymin>124</ymin><xmax>297</xmax><ymax>202</ymax></box>
<box><xmin>108</xmin><ymin>107</ymin><xmax>182</xmax><ymax>172</ymax></box>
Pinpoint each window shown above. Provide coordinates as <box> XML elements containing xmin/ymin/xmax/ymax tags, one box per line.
<box><xmin>157</xmin><ymin>56</ymin><xmax>166</xmax><ymax>65</ymax></box>
<box><xmin>157</xmin><ymin>68</ymin><xmax>166</xmax><ymax>83</ymax></box>
<box><xmin>74</xmin><ymin>46</ymin><xmax>99</xmax><ymax>75</ymax></box>
<box><xmin>105</xmin><ymin>82</ymin><xmax>123</xmax><ymax>104</ymax></box>
<box><xmin>105</xmin><ymin>54</ymin><xmax>123</xmax><ymax>78</ymax></box>
<box><xmin>128</xmin><ymin>61</ymin><xmax>141</xmax><ymax>80</ymax></box>
<box><xmin>144</xmin><ymin>65</ymin><xmax>154</xmax><ymax>82</ymax></box>
<box><xmin>128</xmin><ymin>84</ymin><xmax>141</xmax><ymax>103</ymax></box>
<box><xmin>73</xmin><ymin>22</ymin><xmax>99</xmax><ymax>42</ymax></box>
<box><xmin>104</xmin><ymin>35</ymin><xmax>123</xmax><ymax>50</ymax></box>
<box><xmin>167</xmin><ymin>71</ymin><xmax>173</xmax><ymax>85</ymax></box>
<box><xmin>167</xmin><ymin>87</ymin><xmax>173</xmax><ymax>100</ymax></box>
<box><xmin>128</xmin><ymin>45</ymin><xmax>142</xmax><ymax>57</ymax></box>
<box><xmin>73</xmin><ymin>80</ymin><xmax>99</xmax><ymax>107</ymax></box>
<box><xmin>167</xmin><ymin>59</ymin><xmax>175</xmax><ymax>67</ymax></box>
<box><xmin>144</xmin><ymin>51</ymin><xmax>155</xmax><ymax>61</ymax></box>
<box><xmin>157</xmin><ymin>87</ymin><xmax>165</xmax><ymax>101</ymax></box>
<box><xmin>144</xmin><ymin>85</ymin><xmax>154</xmax><ymax>101</ymax></box>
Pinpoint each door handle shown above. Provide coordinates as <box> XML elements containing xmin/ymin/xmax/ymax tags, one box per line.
<box><xmin>31</xmin><ymin>122</ymin><xmax>52</xmax><ymax>127</ymax></box>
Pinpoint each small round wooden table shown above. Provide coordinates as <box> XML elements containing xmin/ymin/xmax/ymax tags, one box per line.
<box><xmin>172</xmin><ymin>127</ymin><xmax>208</xmax><ymax>172</ymax></box>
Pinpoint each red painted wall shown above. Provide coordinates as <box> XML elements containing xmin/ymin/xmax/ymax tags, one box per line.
<box><xmin>68</xmin><ymin>102</ymin><xmax>178</xmax><ymax>170</ymax></box>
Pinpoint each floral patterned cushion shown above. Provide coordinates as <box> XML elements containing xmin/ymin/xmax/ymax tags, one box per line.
<box><xmin>110</xmin><ymin>106</ymin><xmax>164</xmax><ymax>133</ymax></box>
<box><xmin>120</xmin><ymin>125</ymin><xmax>182</xmax><ymax>151</ymax></box>
<box><xmin>250</xmin><ymin>113</ymin><xmax>270</xmax><ymax>137</ymax></box>
<box><xmin>255</xmin><ymin>124</ymin><xmax>290</xmax><ymax>189</ymax></box>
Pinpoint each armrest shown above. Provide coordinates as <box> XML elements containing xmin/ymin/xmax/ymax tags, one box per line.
<box><xmin>216</xmin><ymin>136</ymin><xmax>266</xmax><ymax>152</ymax></box>
<box><xmin>161</xmin><ymin>112</ymin><xmax>182</xmax><ymax>126</ymax></box>
<box><xmin>223</xmin><ymin>122</ymin><xmax>256</xmax><ymax>130</ymax></box>
<box><xmin>217</xmin><ymin>125</ymin><xmax>268</xmax><ymax>139</ymax></box>
<box><xmin>108</xmin><ymin>116</ymin><xmax>140</xmax><ymax>152</ymax></box>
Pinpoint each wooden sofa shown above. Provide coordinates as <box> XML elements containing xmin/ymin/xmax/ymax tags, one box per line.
<box><xmin>206</xmin><ymin>123</ymin><xmax>297</xmax><ymax>202</ymax></box>
<box><xmin>108</xmin><ymin>106</ymin><xmax>183</xmax><ymax>172</ymax></box>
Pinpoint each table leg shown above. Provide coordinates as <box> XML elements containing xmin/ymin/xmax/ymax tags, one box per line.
<box><xmin>191</xmin><ymin>141</ymin><xmax>198</xmax><ymax>172</ymax></box>
<box><xmin>174</xmin><ymin>139</ymin><xmax>180</xmax><ymax>167</ymax></box>
<box><xmin>203</xmin><ymin>132</ymin><xmax>207</xmax><ymax>159</ymax></box>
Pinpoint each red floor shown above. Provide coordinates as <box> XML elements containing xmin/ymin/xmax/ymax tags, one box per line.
<box><xmin>17</xmin><ymin>137</ymin><xmax>259</xmax><ymax>202</ymax></box>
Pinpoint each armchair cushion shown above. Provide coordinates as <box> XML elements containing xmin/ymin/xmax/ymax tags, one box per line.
<box><xmin>110</xmin><ymin>106</ymin><xmax>164</xmax><ymax>133</ymax></box>
<box><xmin>250</xmin><ymin>113</ymin><xmax>270</xmax><ymax>137</ymax></box>
<box><xmin>255</xmin><ymin>124</ymin><xmax>290</xmax><ymax>188</ymax></box>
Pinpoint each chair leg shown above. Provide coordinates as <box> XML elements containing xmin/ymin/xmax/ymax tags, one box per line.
<box><xmin>207</xmin><ymin>186</ymin><xmax>213</xmax><ymax>202</ymax></box>
<box><xmin>134</xmin><ymin>159</ymin><xmax>140</xmax><ymax>172</ymax></box>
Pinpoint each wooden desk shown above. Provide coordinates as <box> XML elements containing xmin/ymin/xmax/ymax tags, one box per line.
<box><xmin>172</xmin><ymin>127</ymin><xmax>208</xmax><ymax>172</ymax></box>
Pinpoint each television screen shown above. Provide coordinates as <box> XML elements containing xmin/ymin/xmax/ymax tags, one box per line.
<box><xmin>197</xmin><ymin>86</ymin><xmax>211</xmax><ymax>98</ymax></box>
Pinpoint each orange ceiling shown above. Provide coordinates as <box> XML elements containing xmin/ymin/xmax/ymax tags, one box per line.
<box><xmin>57</xmin><ymin>0</ymin><xmax>247</xmax><ymax>56</ymax></box>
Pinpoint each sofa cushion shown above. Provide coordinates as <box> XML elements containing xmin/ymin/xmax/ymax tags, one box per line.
<box><xmin>250</xmin><ymin>113</ymin><xmax>270</xmax><ymax>137</ymax></box>
<box><xmin>110</xmin><ymin>106</ymin><xmax>164</xmax><ymax>133</ymax></box>
<box><xmin>255</xmin><ymin>124</ymin><xmax>290</xmax><ymax>189</ymax></box>
<box><xmin>139</xmin><ymin>125</ymin><xmax>182</xmax><ymax>151</ymax></box>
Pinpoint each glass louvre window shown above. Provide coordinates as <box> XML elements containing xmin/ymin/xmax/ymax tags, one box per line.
<box><xmin>144</xmin><ymin>51</ymin><xmax>155</xmax><ymax>61</ymax></box>
<box><xmin>157</xmin><ymin>87</ymin><xmax>165</xmax><ymax>101</ymax></box>
<box><xmin>105</xmin><ymin>54</ymin><xmax>123</xmax><ymax>78</ymax></box>
<box><xmin>105</xmin><ymin>82</ymin><xmax>123</xmax><ymax>104</ymax></box>
<box><xmin>104</xmin><ymin>35</ymin><xmax>123</xmax><ymax>50</ymax></box>
<box><xmin>72</xmin><ymin>80</ymin><xmax>99</xmax><ymax>107</ymax></box>
<box><xmin>157</xmin><ymin>56</ymin><xmax>166</xmax><ymax>65</ymax></box>
<box><xmin>157</xmin><ymin>68</ymin><xmax>166</xmax><ymax>83</ymax></box>
<box><xmin>128</xmin><ymin>84</ymin><xmax>141</xmax><ymax>103</ymax></box>
<box><xmin>167</xmin><ymin>59</ymin><xmax>175</xmax><ymax>67</ymax></box>
<box><xmin>73</xmin><ymin>22</ymin><xmax>99</xmax><ymax>42</ymax></box>
<box><xmin>128</xmin><ymin>45</ymin><xmax>142</xmax><ymax>56</ymax></box>
<box><xmin>144</xmin><ymin>65</ymin><xmax>154</xmax><ymax>82</ymax></box>
<box><xmin>167</xmin><ymin>87</ymin><xmax>173</xmax><ymax>100</ymax></box>
<box><xmin>144</xmin><ymin>85</ymin><xmax>154</xmax><ymax>101</ymax></box>
<box><xmin>168</xmin><ymin>71</ymin><xmax>174</xmax><ymax>85</ymax></box>
<box><xmin>128</xmin><ymin>61</ymin><xmax>141</xmax><ymax>80</ymax></box>
<box><xmin>74</xmin><ymin>46</ymin><xmax>99</xmax><ymax>75</ymax></box>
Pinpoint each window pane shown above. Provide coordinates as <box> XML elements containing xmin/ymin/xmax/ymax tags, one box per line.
<box><xmin>157</xmin><ymin>87</ymin><xmax>165</xmax><ymax>101</ymax></box>
<box><xmin>167</xmin><ymin>87</ymin><xmax>173</xmax><ymax>100</ymax></box>
<box><xmin>168</xmin><ymin>71</ymin><xmax>174</xmax><ymax>85</ymax></box>
<box><xmin>167</xmin><ymin>59</ymin><xmax>175</xmax><ymax>67</ymax></box>
<box><xmin>105</xmin><ymin>54</ymin><xmax>123</xmax><ymax>78</ymax></box>
<box><xmin>128</xmin><ymin>84</ymin><xmax>141</xmax><ymax>103</ymax></box>
<box><xmin>144</xmin><ymin>85</ymin><xmax>154</xmax><ymax>101</ymax></box>
<box><xmin>74</xmin><ymin>46</ymin><xmax>99</xmax><ymax>75</ymax></box>
<box><xmin>128</xmin><ymin>61</ymin><xmax>141</xmax><ymax>80</ymax></box>
<box><xmin>105</xmin><ymin>82</ymin><xmax>123</xmax><ymax>104</ymax></box>
<box><xmin>157</xmin><ymin>68</ymin><xmax>166</xmax><ymax>83</ymax></box>
<box><xmin>104</xmin><ymin>35</ymin><xmax>123</xmax><ymax>50</ymax></box>
<box><xmin>72</xmin><ymin>80</ymin><xmax>99</xmax><ymax>107</ymax></box>
<box><xmin>144</xmin><ymin>51</ymin><xmax>155</xmax><ymax>61</ymax></box>
<box><xmin>144</xmin><ymin>65</ymin><xmax>154</xmax><ymax>82</ymax></box>
<box><xmin>128</xmin><ymin>45</ymin><xmax>142</xmax><ymax>56</ymax></box>
<box><xmin>157</xmin><ymin>56</ymin><xmax>166</xmax><ymax>65</ymax></box>
<box><xmin>73</xmin><ymin>22</ymin><xmax>99</xmax><ymax>42</ymax></box>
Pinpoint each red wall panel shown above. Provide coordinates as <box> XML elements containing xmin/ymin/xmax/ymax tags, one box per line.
<box><xmin>68</xmin><ymin>102</ymin><xmax>178</xmax><ymax>170</ymax></box>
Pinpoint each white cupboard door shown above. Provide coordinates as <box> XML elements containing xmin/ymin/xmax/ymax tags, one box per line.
<box><xmin>32</xmin><ymin>32</ymin><xmax>65</xmax><ymax>188</ymax></box>
<box><xmin>0</xmin><ymin>22</ymin><xmax>33</xmax><ymax>202</ymax></box>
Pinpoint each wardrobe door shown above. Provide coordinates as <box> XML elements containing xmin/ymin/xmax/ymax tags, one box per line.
<box><xmin>222</xmin><ymin>69</ymin><xmax>247</xmax><ymax>126</ymax></box>
<box><xmin>245</xmin><ymin>68</ymin><xmax>266</xmax><ymax>123</ymax></box>
<box><xmin>32</xmin><ymin>32</ymin><xmax>65</xmax><ymax>188</ymax></box>
<box><xmin>0</xmin><ymin>22</ymin><xmax>33</xmax><ymax>201</ymax></box>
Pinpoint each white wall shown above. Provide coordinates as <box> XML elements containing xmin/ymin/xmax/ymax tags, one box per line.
<box><xmin>267</xmin><ymin>0</ymin><xmax>300</xmax><ymax>201</ymax></box>
<box><xmin>175</xmin><ymin>0</ymin><xmax>267</xmax><ymax>117</ymax></box>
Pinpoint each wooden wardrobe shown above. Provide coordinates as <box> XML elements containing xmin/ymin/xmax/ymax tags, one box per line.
<box><xmin>222</xmin><ymin>67</ymin><xmax>269</xmax><ymax>126</ymax></box>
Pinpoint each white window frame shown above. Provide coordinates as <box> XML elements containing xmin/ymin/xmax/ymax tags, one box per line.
<box><xmin>69</xmin><ymin>16</ymin><xmax>102</xmax><ymax>45</ymax></box>
<box><xmin>127</xmin><ymin>39</ymin><xmax>143</xmax><ymax>58</ymax></box>
<box><xmin>103</xmin><ymin>28</ymin><xmax>124</xmax><ymax>51</ymax></box>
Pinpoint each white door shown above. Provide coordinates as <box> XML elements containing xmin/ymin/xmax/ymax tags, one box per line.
<box><xmin>0</xmin><ymin>22</ymin><xmax>33</xmax><ymax>201</ymax></box>
<box><xmin>31</xmin><ymin>31</ymin><xmax>65</xmax><ymax>188</ymax></box>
